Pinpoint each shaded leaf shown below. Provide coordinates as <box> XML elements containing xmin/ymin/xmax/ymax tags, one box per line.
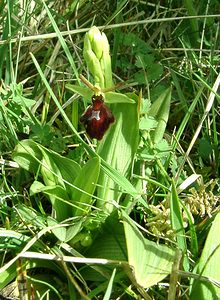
<box><xmin>81</xmin><ymin>211</ymin><xmax>127</xmax><ymax>281</ymax></box>
<box><xmin>198</xmin><ymin>137</ymin><xmax>213</xmax><ymax>160</ymax></box>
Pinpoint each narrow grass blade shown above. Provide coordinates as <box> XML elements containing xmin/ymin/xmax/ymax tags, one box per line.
<box><xmin>41</xmin><ymin>0</ymin><xmax>80</xmax><ymax>84</ymax></box>
<box><xmin>184</xmin><ymin>0</ymin><xmax>199</xmax><ymax>45</ymax></box>
<box><xmin>103</xmin><ymin>268</ymin><xmax>116</xmax><ymax>300</ymax></box>
<box><xmin>170</xmin><ymin>179</ymin><xmax>189</xmax><ymax>271</ymax></box>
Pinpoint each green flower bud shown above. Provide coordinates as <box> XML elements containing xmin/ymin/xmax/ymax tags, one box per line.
<box><xmin>100</xmin><ymin>32</ymin><xmax>113</xmax><ymax>89</ymax></box>
<box><xmin>83</xmin><ymin>45</ymin><xmax>104</xmax><ymax>88</ymax></box>
<box><xmin>83</xmin><ymin>26</ymin><xmax>113</xmax><ymax>90</ymax></box>
<box><xmin>88</xmin><ymin>26</ymin><xmax>103</xmax><ymax>60</ymax></box>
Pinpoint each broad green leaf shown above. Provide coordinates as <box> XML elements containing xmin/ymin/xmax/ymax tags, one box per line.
<box><xmin>40</xmin><ymin>149</ymin><xmax>65</xmax><ymax>188</ymax></box>
<box><xmin>81</xmin><ymin>212</ymin><xmax>127</xmax><ymax>281</ymax></box>
<box><xmin>13</xmin><ymin>139</ymin><xmax>81</xmax><ymax>190</ymax></box>
<box><xmin>41</xmin><ymin>155</ymin><xmax>61</xmax><ymax>187</ymax></box>
<box><xmin>72</xmin><ymin>157</ymin><xmax>100</xmax><ymax>216</ymax></box>
<box><xmin>139</xmin><ymin>115</ymin><xmax>157</xmax><ymax>131</ymax></box>
<box><xmin>122</xmin><ymin>211</ymin><xmax>175</xmax><ymax>288</ymax></box>
<box><xmin>100</xmin><ymin>161</ymin><xmax>148</xmax><ymax>209</ymax></box>
<box><xmin>148</xmin><ymin>87</ymin><xmax>171</xmax><ymax>144</ymax></box>
<box><xmin>47</xmin><ymin>216</ymin><xmax>67</xmax><ymax>242</ymax></box>
<box><xmin>105</xmin><ymin>91</ymin><xmax>135</xmax><ymax>103</ymax></box>
<box><xmin>190</xmin><ymin>211</ymin><xmax>220</xmax><ymax>299</ymax></box>
<box><xmin>66</xmin><ymin>85</ymin><xmax>135</xmax><ymax>104</ymax></box>
<box><xmin>39</xmin><ymin>150</ymin><xmax>70</xmax><ymax>221</ymax></box>
<box><xmin>86</xmin><ymin>211</ymin><xmax>127</xmax><ymax>260</ymax></box>
<box><xmin>97</xmin><ymin>93</ymin><xmax>139</xmax><ymax>213</ymax></box>
<box><xmin>12</xmin><ymin>139</ymin><xmax>42</xmax><ymax>173</ymax></box>
<box><xmin>66</xmin><ymin>84</ymin><xmax>93</xmax><ymax>102</ymax></box>
<box><xmin>198</xmin><ymin>137</ymin><xmax>213</xmax><ymax>159</ymax></box>
<box><xmin>29</xmin><ymin>180</ymin><xmax>46</xmax><ymax>195</ymax></box>
<box><xmin>30</xmin><ymin>181</ymin><xmax>71</xmax><ymax>221</ymax></box>
<box><xmin>15</xmin><ymin>204</ymin><xmax>47</xmax><ymax>229</ymax></box>
<box><xmin>14</xmin><ymin>94</ymin><xmax>36</xmax><ymax>108</ymax></box>
<box><xmin>65</xmin><ymin>220</ymin><xmax>83</xmax><ymax>243</ymax></box>
<box><xmin>100</xmin><ymin>161</ymin><xmax>139</xmax><ymax>196</ymax></box>
<box><xmin>47</xmin><ymin>151</ymin><xmax>81</xmax><ymax>185</ymax></box>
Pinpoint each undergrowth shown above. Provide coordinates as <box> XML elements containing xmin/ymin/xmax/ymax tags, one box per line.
<box><xmin>0</xmin><ymin>1</ymin><xmax>220</xmax><ymax>299</ymax></box>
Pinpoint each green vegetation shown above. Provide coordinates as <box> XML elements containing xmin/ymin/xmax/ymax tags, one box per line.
<box><xmin>0</xmin><ymin>1</ymin><xmax>220</xmax><ymax>299</ymax></box>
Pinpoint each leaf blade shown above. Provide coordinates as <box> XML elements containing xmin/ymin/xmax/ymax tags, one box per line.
<box><xmin>122</xmin><ymin>211</ymin><xmax>175</xmax><ymax>288</ymax></box>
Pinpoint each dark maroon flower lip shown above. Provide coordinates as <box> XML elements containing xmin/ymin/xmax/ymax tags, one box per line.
<box><xmin>80</xmin><ymin>94</ymin><xmax>115</xmax><ymax>140</ymax></box>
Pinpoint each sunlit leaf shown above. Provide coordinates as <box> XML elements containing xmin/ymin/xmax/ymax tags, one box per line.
<box><xmin>148</xmin><ymin>87</ymin><xmax>171</xmax><ymax>144</ymax></box>
<box><xmin>97</xmin><ymin>93</ymin><xmax>139</xmax><ymax>213</ymax></box>
<box><xmin>105</xmin><ymin>92</ymin><xmax>135</xmax><ymax>103</ymax></box>
<box><xmin>170</xmin><ymin>180</ymin><xmax>189</xmax><ymax>271</ymax></box>
<box><xmin>47</xmin><ymin>216</ymin><xmax>67</xmax><ymax>242</ymax></box>
<box><xmin>66</xmin><ymin>84</ymin><xmax>93</xmax><ymax>102</ymax></box>
<box><xmin>12</xmin><ymin>139</ymin><xmax>42</xmax><ymax>173</ymax></box>
<box><xmin>190</xmin><ymin>211</ymin><xmax>220</xmax><ymax>299</ymax></box>
<box><xmin>139</xmin><ymin>115</ymin><xmax>157</xmax><ymax>130</ymax></box>
<box><xmin>72</xmin><ymin>157</ymin><xmax>100</xmax><ymax>216</ymax></box>
<box><xmin>65</xmin><ymin>220</ymin><xmax>83</xmax><ymax>243</ymax></box>
<box><xmin>122</xmin><ymin>211</ymin><xmax>175</xmax><ymax>288</ymax></box>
